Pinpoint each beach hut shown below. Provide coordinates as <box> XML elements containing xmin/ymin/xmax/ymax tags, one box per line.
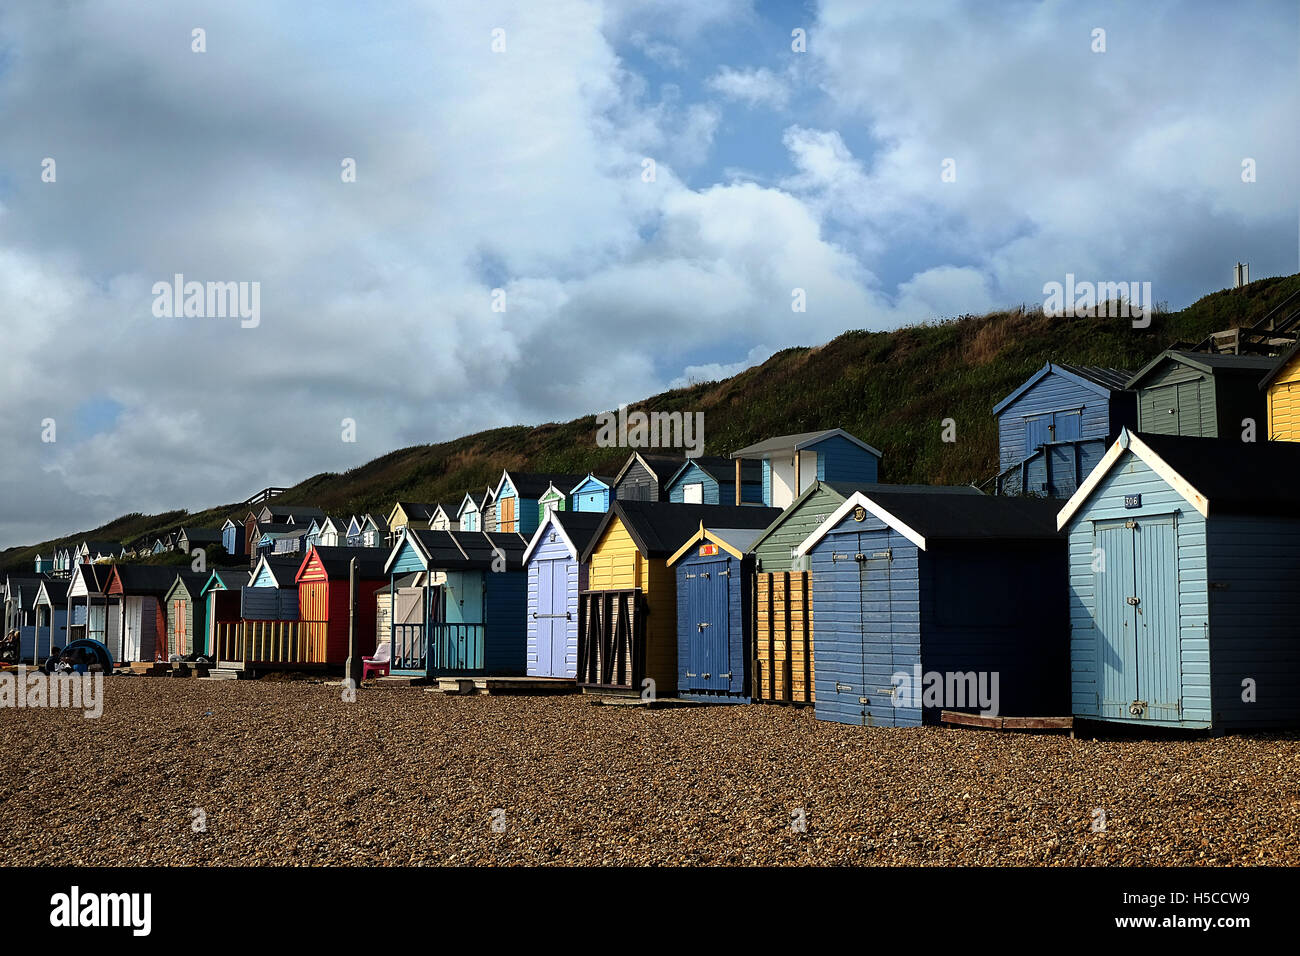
<box><xmin>382</xmin><ymin>529</ymin><xmax>529</xmax><ymax>677</ymax></box>
<box><xmin>221</xmin><ymin>517</ymin><xmax>246</xmax><ymax>556</ymax></box>
<box><xmin>1056</xmin><ymin>430</ymin><xmax>1300</xmax><ymax>729</ymax></box>
<box><xmin>176</xmin><ymin>527</ymin><xmax>222</xmax><ymax>556</ymax></box>
<box><xmin>164</xmin><ymin>571</ymin><xmax>211</xmax><ymax>658</ymax></box>
<box><xmin>33</xmin><ymin>553</ymin><xmax>53</xmax><ymax>574</ymax></box>
<box><xmin>480</xmin><ymin>487</ymin><xmax>498</xmax><ymax>533</ymax></box>
<box><xmin>521</xmin><ymin>511</ymin><xmax>605</xmax><ymax>679</ymax></box>
<box><xmin>33</xmin><ymin>579</ymin><xmax>69</xmax><ymax>665</ymax></box>
<box><xmin>1126</xmin><ymin>350</ymin><xmax>1274</xmax><ymax>439</ymax></box>
<box><xmin>611</xmin><ymin>453</ymin><xmax>684</xmax><ymax>503</ymax></box>
<box><xmin>664</xmin><ymin>456</ymin><xmax>763</xmax><ymax>505</ymax></box>
<box><xmin>242</xmin><ymin>555</ymin><xmax>302</xmax><ymax>620</ymax></box>
<box><xmin>385</xmin><ymin>502</ymin><xmax>437</xmax><ymax>540</ymax></box>
<box><xmin>3</xmin><ymin>577</ymin><xmax>42</xmax><ymax>662</ymax></box>
<box><xmin>426</xmin><ymin>505</ymin><xmax>454</xmax><ymax>532</ymax></box>
<box><xmin>536</xmin><ymin>482</ymin><xmax>569</xmax><ymax>524</ymax></box>
<box><xmin>360</xmin><ymin>514</ymin><xmax>384</xmax><ymax>547</ymax></box>
<box><xmin>315</xmin><ymin>516</ymin><xmax>347</xmax><ymax>548</ymax></box>
<box><xmin>201</xmin><ymin>567</ymin><xmax>249</xmax><ymax>658</ymax></box>
<box><xmin>730</xmin><ymin>429</ymin><xmax>881</xmax><ymax>508</ymax></box>
<box><xmin>103</xmin><ymin>565</ymin><xmax>174</xmax><ymax>663</ymax></box>
<box><xmin>745</xmin><ymin>481</ymin><xmax>985</xmax><ymax>705</ymax></box>
<box><xmin>79</xmin><ymin>540</ymin><xmax>120</xmax><ymax>563</ymax></box>
<box><xmin>1260</xmin><ymin>339</ymin><xmax>1300</xmax><ymax>441</ymax></box>
<box><xmin>295</xmin><ymin>546</ymin><xmax>388</xmax><ymax>665</ymax></box>
<box><xmin>795</xmin><ymin>489</ymin><xmax>1067</xmax><ymax>727</ymax></box>
<box><xmin>455</xmin><ymin>492</ymin><xmax>481</xmax><ymax>532</ymax></box>
<box><xmin>578</xmin><ymin>501</ymin><xmax>780</xmax><ymax>695</ymax></box>
<box><xmin>271</xmin><ymin>527</ymin><xmax>311</xmax><ymax>555</ymax></box>
<box><xmin>493</xmin><ymin>472</ymin><xmax>584</xmax><ymax>536</ymax></box>
<box><xmin>375</xmin><ymin>572</ymin><xmax>428</xmax><ymax>652</ymax></box>
<box><xmin>667</xmin><ymin>524</ymin><xmax>765</xmax><ymax>702</ymax></box>
<box><xmin>67</xmin><ymin>564</ymin><xmax>120</xmax><ymax>659</ymax></box>
<box><xmin>569</xmin><ymin>474</ymin><xmax>615</xmax><ymax>513</ymax></box>
<box><xmin>992</xmin><ymin>362</ymin><xmax>1135</xmax><ymax>497</ymax></box>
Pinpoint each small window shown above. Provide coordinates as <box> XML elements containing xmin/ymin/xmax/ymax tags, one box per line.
<box><xmin>683</xmin><ymin>483</ymin><xmax>704</xmax><ymax>504</ymax></box>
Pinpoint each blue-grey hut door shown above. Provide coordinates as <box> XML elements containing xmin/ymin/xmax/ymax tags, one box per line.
<box><xmin>1094</xmin><ymin>517</ymin><xmax>1180</xmax><ymax>719</ymax></box>
<box><xmin>686</xmin><ymin>559</ymin><xmax>730</xmax><ymax>691</ymax></box>
<box><xmin>859</xmin><ymin>544</ymin><xmax>894</xmax><ymax>726</ymax></box>
<box><xmin>534</xmin><ymin>557</ymin><xmax>569</xmax><ymax>677</ymax></box>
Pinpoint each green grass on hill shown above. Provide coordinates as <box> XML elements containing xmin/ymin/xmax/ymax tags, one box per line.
<box><xmin>5</xmin><ymin>273</ymin><xmax>1298</xmax><ymax>574</ymax></box>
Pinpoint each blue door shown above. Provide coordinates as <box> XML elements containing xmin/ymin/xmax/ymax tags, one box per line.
<box><xmin>1024</xmin><ymin>414</ymin><xmax>1052</xmax><ymax>453</ymax></box>
<box><xmin>858</xmin><ymin>533</ymin><xmax>896</xmax><ymax>727</ymax></box>
<box><xmin>1093</xmin><ymin>517</ymin><xmax>1181</xmax><ymax>720</ymax></box>
<box><xmin>685</xmin><ymin>559</ymin><xmax>730</xmax><ymax>691</ymax></box>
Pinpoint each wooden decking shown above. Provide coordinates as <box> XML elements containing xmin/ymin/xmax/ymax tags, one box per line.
<box><xmin>941</xmin><ymin>711</ymin><xmax>1074</xmax><ymax>733</ymax></box>
<box><xmin>437</xmin><ymin>676</ymin><xmax>578</xmax><ymax>695</ymax></box>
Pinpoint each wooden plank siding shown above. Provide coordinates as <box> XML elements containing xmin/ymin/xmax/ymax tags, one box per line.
<box><xmin>753</xmin><ymin>571</ymin><xmax>813</xmax><ymax>703</ymax></box>
<box><xmin>1267</xmin><ymin>352</ymin><xmax>1300</xmax><ymax>441</ymax></box>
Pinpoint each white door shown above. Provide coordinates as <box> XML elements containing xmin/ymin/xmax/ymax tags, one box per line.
<box><xmin>683</xmin><ymin>483</ymin><xmax>703</xmax><ymax>504</ymax></box>
<box><xmin>122</xmin><ymin>596</ymin><xmax>143</xmax><ymax>662</ymax></box>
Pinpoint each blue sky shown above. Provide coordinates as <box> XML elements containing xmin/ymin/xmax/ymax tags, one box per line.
<box><xmin>0</xmin><ymin>0</ymin><xmax>1296</xmax><ymax>547</ymax></box>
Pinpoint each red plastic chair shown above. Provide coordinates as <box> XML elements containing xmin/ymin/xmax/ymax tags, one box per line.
<box><xmin>362</xmin><ymin>641</ymin><xmax>391</xmax><ymax>681</ymax></box>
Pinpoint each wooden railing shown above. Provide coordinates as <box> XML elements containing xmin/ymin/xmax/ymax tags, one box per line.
<box><xmin>216</xmin><ymin>620</ymin><xmax>323</xmax><ymax>666</ymax></box>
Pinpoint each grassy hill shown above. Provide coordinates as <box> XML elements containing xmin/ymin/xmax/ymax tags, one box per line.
<box><xmin>5</xmin><ymin>272</ymin><xmax>1298</xmax><ymax>574</ymax></box>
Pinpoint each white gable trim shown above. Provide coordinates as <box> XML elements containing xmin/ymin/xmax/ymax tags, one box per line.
<box><xmin>795</xmin><ymin>491</ymin><xmax>927</xmax><ymax>556</ymax></box>
<box><xmin>521</xmin><ymin>512</ymin><xmax>580</xmax><ymax>565</ymax></box>
<box><xmin>1055</xmin><ymin>429</ymin><xmax>1209</xmax><ymax>530</ymax></box>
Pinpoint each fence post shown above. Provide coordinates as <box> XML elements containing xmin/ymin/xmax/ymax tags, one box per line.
<box><xmin>344</xmin><ymin>558</ymin><xmax>360</xmax><ymax>683</ymax></box>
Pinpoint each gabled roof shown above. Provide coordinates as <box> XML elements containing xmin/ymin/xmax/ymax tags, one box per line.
<box><xmin>221</xmin><ymin>517</ymin><xmax>242</xmax><ymax>531</ymax></box>
<box><xmin>569</xmin><ymin>473</ymin><xmax>615</xmax><ymax>494</ymax></box>
<box><xmin>1258</xmin><ymin>338</ymin><xmax>1300</xmax><ymax>390</ymax></box>
<box><xmin>611</xmin><ymin>452</ymin><xmax>687</xmax><ymax>488</ymax></box>
<box><xmin>179</xmin><ymin>527</ymin><xmax>223</xmax><ymax>545</ymax></box>
<box><xmin>580</xmin><ymin>501</ymin><xmax>782</xmax><ymax>563</ymax></box>
<box><xmin>260</xmin><ymin>504</ymin><xmax>325</xmax><ymax>521</ymax></box>
<box><xmin>797</xmin><ymin>488</ymin><xmax>1059</xmax><ymax>555</ymax></box>
<box><xmin>992</xmin><ymin>362</ymin><xmax>1132</xmax><ymax>415</ymax></box>
<box><xmin>746</xmin><ymin>480</ymin><xmax>983</xmax><ymax>555</ymax></box>
<box><xmin>106</xmin><ymin>564</ymin><xmax>183</xmax><ymax>598</ymax></box>
<box><xmin>494</xmin><ymin>471</ymin><xmax>586</xmax><ymax>499</ymax></box>
<box><xmin>360</xmin><ymin>514</ymin><xmax>382</xmax><ymax>531</ymax></box>
<box><xmin>425</xmin><ymin>504</ymin><xmax>454</xmax><ymax>526</ymax></box>
<box><xmin>1056</xmin><ymin>429</ymin><xmax>1300</xmax><ymax>527</ymax></box>
<box><xmin>78</xmin><ymin>540</ymin><xmax>120</xmax><ymax>556</ymax></box>
<box><xmin>165</xmin><ymin>570</ymin><xmax>211</xmax><ymax>600</ymax></box>
<box><xmin>1126</xmin><ymin>349</ymin><xmax>1279</xmax><ymax>390</ymax></box>
<box><xmin>521</xmin><ymin>511</ymin><xmax>607</xmax><ymax>564</ymax></box>
<box><xmin>35</xmin><ymin>579</ymin><xmax>69</xmax><ymax>606</ymax></box>
<box><xmin>456</xmin><ymin>492</ymin><xmax>479</xmax><ymax>518</ymax></box>
<box><xmin>384</xmin><ymin>528</ymin><xmax>529</xmax><ymax>573</ymax></box>
<box><xmin>201</xmin><ymin>567</ymin><xmax>251</xmax><ymax>595</ymax></box>
<box><xmin>247</xmin><ymin>555</ymin><xmax>303</xmax><ymax>587</ymax></box>
<box><xmin>386</xmin><ymin>501</ymin><xmax>438</xmax><ymax>528</ymax></box>
<box><xmin>730</xmin><ymin>428</ymin><xmax>883</xmax><ymax>460</ymax></box>
<box><xmin>664</xmin><ymin>456</ymin><xmax>764</xmax><ymax>489</ymax></box>
<box><xmin>667</xmin><ymin>525</ymin><xmax>765</xmax><ymax>566</ymax></box>
<box><xmin>71</xmin><ymin>563</ymin><xmax>112</xmax><ymax>594</ymax></box>
<box><xmin>297</xmin><ymin>546</ymin><xmax>390</xmax><ymax>582</ymax></box>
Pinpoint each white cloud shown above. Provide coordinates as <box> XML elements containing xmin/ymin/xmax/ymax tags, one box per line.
<box><xmin>706</xmin><ymin>66</ymin><xmax>791</xmax><ymax>109</ymax></box>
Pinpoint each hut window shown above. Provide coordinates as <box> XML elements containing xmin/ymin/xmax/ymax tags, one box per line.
<box><xmin>683</xmin><ymin>483</ymin><xmax>704</xmax><ymax>504</ymax></box>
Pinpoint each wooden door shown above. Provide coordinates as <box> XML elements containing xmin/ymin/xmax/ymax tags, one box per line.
<box><xmin>499</xmin><ymin>496</ymin><xmax>516</xmax><ymax>532</ymax></box>
<box><xmin>300</xmin><ymin>582</ymin><xmax>330</xmax><ymax>660</ymax></box>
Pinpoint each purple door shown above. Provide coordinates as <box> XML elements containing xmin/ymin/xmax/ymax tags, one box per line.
<box><xmin>535</xmin><ymin>558</ymin><xmax>572</xmax><ymax>677</ymax></box>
